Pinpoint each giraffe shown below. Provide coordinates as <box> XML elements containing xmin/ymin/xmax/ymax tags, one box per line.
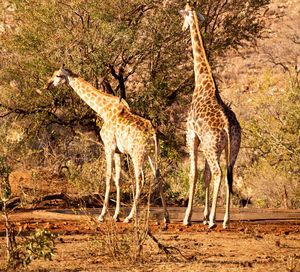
<box><xmin>180</xmin><ymin>3</ymin><xmax>241</xmax><ymax>229</ymax></box>
<box><xmin>44</xmin><ymin>66</ymin><xmax>170</xmax><ymax>223</ymax></box>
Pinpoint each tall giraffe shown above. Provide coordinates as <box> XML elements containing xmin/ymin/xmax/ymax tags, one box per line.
<box><xmin>44</xmin><ymin>66</ymin><xmax>170</xmax><ymax>223</ymax></box>
<box><xmin>180</xmin><ymin>3</ymin><xmax>241</xmax><ymax>229</ymax></box>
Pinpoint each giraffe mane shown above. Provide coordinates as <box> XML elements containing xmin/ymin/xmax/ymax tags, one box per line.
<box><xmin>60</xmin><ymin>68</ymin><xmax>79</xmax><ymax>78</ymax></box>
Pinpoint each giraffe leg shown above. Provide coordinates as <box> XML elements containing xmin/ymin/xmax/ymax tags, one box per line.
<box><xmin>223</xmin><ymin>129</ymin><xmax>241</xmax><ymax>229</ymax></box>
<box><xmin>203</xmin><ymin>160</ymin><xmax>211</xmax><ymax>225</ymax></box>
<box><xmin>223</xmin><ymin>146</ymin><xmax>232</xmax><ymax>229</ymax></box>
<box><xmin>183</xmin><ymin>131</ymin><xmax>199</xmax><ymax>226</ymax></box>
<box><xmin>223</xmin><ymin>173</ymin><xmax>231</xmax><ymax>229</ymax></box>
<box><xmin>98</xmin><ymin>151</ymin><xmax>114</xmax><ymax>222</ymax></box>
<box><xmin>124</xmin><ymin>161</ymin><xmax>142</xmax><ymax>223</ymax></box>
<box><xmin>207</xmin><ymin>155</ymin><xmax>223</xmax><ymax>229</ymax></box>
<box><xmin>113</xmin><ymin>154</ymin><xmax>121</xmax><ymax>222</ymax></box>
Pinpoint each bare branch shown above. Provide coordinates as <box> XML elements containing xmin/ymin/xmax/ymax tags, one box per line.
<box><xmin>147</xmin><ymin>230</ymin><xmax>194</xmax><ymax>261</ymax></box>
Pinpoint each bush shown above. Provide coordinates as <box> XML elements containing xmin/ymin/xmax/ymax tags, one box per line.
<box><xmin>1</xmin><ymin>156</ymin><xmax>57</xmax><ymax>269</ymax></box>
<box><xmin>0</xmin><ymin>0</ymin><xmax>271</xmax><ymax>208</ymax></box>
<box><xmin>242</xmin><ymin>72</ymin><xmax>300</xmax><ymax>208</ymax></box>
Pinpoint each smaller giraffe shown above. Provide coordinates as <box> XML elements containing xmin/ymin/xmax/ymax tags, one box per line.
<box><xmin>44</xmin><ymin>66</ymin><xmax>170</xmax><ymax>223</ymax></box>
<box><xmin>180</xmin><ymin>3</ymin><xmax>241</xmax><ymax>229</ymax></box>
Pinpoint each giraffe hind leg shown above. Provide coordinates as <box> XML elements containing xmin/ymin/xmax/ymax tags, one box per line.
<box><xmin>223</xmin><ymin>164</ymin><xmax>233</xmax><ymax>229</ymax></box>
<box><xmin>123</xmin><ymin>161</ymin><xmax>143</xmax><ymax>223</ymax></box>
<box><xmin>203</xmin><ymin>160</ymin><xmax>211</xmax><ymax>226</ymax></box>
<box><xmin>113</xmin><ymin>153</ymin><xmax>121</xmax><ymax>222</ymax></box>
<box><xmin>204</xmin><ymin>151</ymin><xmax>222</xmax><ymax>229</ymax></box>
<box><xmin>208</xmin><ymin>163</ymin><xmax>222</xmax><ymax>229</ymax></box>
<box><xmin>223</xmin><ymin>130</ymin><xmax>241</xmax><ymax>229</ymax></box>
<box><xmin>98</xmin><ymin>151</ymin><xmax>114</xmax><ymax>222</ymax></box>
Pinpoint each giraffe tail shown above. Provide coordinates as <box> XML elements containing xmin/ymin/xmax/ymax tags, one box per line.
<box><xmin>227</xmin><ymin>165</ymin><xmax>233</xmax><ymax>194</ymax></box>
<box><xmin>148</xmin><ymin>133</ymin><xmax>160</xmax><ymax>179</ymax></box>
<box><xmin>226</xmin><ymin>125</ymin><xmax>233</xmax><ymax>194</ymax></box>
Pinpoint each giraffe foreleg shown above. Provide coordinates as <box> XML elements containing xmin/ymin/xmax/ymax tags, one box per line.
<box><xmin>207</xmin><ymin>156</ymin><xmax>223</xmax><ymax>229</ymax></box>
<box><xmin>183</xmin><ymin>131</ymin><xmax>199</xmax><ymax>226</ymax></box>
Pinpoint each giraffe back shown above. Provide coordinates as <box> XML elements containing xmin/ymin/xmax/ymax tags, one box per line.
<box><xmin>109</xmin><ymin>107</ymin><xmax>157</xmax><ymax>159</ymax></box>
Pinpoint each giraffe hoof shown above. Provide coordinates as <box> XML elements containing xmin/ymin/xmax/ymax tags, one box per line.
<box><xmin>183</xmin><ymin>220</ymin><xmax>192</xmax><ymax>226</ymax></box>
<box><xmin>223</xmin><ymin>223</ymin><xmax>230</xmax><ymax>229</ymax></box>
<box><xmin>164</xmin><ymin>217</ymin><xmax>170</xmax><ymax>224</ymax></box>
<box><xmin>113</xmin><ymin>216</ymin><xmax>120</xmax><ymax>222</ymax></box>
<box><xmin>203</xmin><ymin>220</ymin><xmax>209</xmax><ymax>226</ymax></box>
<box><xmin>162</xmin><ymin>224</ymin><xmax>168</xmax><ymax>231</ymax></box>
<box><xmin>208</xmin><ymin>223</ymin><xmax>217</xmax><ymax>229</ymax></box>
<box><xmin>123</xmin><ymin>217</ymin><xmax>131</xmax><ymax>223</ymax></box>
<box><xmin>97</xmin><ymin>216</ymin><xmax>104</xmax><ymax>222</ymax></box>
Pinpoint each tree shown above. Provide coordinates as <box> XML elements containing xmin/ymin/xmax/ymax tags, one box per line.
<box><xmin>0</xmin><ymin>0</ymin><xmax>270</xmax><ymax>172</ymax></box>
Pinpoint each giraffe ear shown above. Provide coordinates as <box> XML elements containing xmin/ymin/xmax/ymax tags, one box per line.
<box><xmin>179</xmin><ymin>10</ymin><xmax>189</xmax><ymax>17</ymax></box>
<box><xmin>196</xmin><ymin>10</ymin><xmax>205</xmax><ymax>21</ymax></box>
<box><xmin>60</xmin><ymin>68</ymin><xmax>70</xmax><ymax>76</ymax></box>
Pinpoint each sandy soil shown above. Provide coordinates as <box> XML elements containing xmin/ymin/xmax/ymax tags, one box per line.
<box><xmin>0</xmin><ymin>208</ymin><xmax>299</xmax><ymax>271</ymax></box>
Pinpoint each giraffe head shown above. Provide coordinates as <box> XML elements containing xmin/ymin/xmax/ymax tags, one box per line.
<box><xmin>44</xmin><ymin>65</ymin><xmax>76</xmax><ymax>90</ymax></box>
<box><xmin>179</xmin><ymin>3</ymin><xmax>205</xmax><ymax>31</ymax></box>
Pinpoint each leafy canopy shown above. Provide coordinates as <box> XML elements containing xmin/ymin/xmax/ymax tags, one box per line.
<box><xmin>0</xmin><ymin>0</ymin><xmax>269</xmax><ymax>167</ymax></box>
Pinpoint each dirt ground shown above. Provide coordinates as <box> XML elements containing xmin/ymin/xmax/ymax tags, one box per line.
<box><xmin>0</xmin><ymin>208</ymin><xmax>299</xmax><ymax>272</ymax></box>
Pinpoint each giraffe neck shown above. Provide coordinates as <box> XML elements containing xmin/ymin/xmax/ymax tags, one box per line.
<box><xmin>189</xmin><ymin>15</ymin><xmax>216</xmax><ymax>99</ymax></box>
<box><xmin>68</xmin><ymin>76</ymin><xmax>122</xmax><ymax>122</ymax></box>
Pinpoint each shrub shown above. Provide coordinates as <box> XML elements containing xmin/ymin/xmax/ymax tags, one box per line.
<box><xmin>242</xmin><ymin>72</ymin><xmax>300</xmax><ymax>208</ymax></box>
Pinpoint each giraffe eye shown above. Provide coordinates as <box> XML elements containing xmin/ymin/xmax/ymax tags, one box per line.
<box><xmin>56</xmin><ymin>75</ymin><xmax>63</xmax><ymax>78</ymax></box>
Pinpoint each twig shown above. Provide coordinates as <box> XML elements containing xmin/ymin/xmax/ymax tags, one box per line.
<box><xmin>147</xmin><ymin>230</ymin><xmax>193</xmax><ymax>261</ymax></box>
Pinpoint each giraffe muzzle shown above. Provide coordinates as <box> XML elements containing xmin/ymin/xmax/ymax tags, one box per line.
<box><xmin>43</xmin><ymin>80</ymin><xmax>53</xmax><ymax>90</ymax></box>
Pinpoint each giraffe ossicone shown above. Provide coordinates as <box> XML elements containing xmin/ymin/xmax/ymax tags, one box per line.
<box><xmin>44</xmin><ymin>67</ymin><xmax>170</xmax><ymax>224</ymax></box>
<box><xmin>180</xmin><ymin>3</ymin><xmax>241</xmax><ymax>229</ymax></box>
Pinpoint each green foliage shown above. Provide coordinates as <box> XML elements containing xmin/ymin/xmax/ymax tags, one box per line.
<box><xmin>246</xmin><ymin>78</ymin><xmax>299</xmax><ymax>179</ymax></box>
<box><xmin>1</xmin><ymin>157</ymin><xmax>57</xmax><ymax>269</ymax></box>
<box><xmin>63</xmin><ymin>156</ymin><xmax>106</xmax><ymax>195</ymax></box>
<box><xmin>6</xmin><ymin>227</ymin><xmax>57</xmax><ymax>269</ymax></box>
<box><xmin>195</xmin><ymin>0</ymin><xmax>270</xmax><ymax>58</ymax></box>
<box><xmin>242</xmin><ymin>72</ymin><xmax>300</xmax><ymax>208</ymax></box>
<box><xmin>0</xmin><ymin>0</ymin><xmax>269</xmax><ymax>158</ymax></box>
<box><xmin>0</xmin><ymin>0</ymin><xmax>270</xmax><ymax>206</ymax></box>
<box><xmin>0</xmin><ymin>156</ymin><xmax>12</xmax><ymax>201</ymax></box>
<box><xmin>165</xmin><ymin>166</ymin><xmax>206</xmax><ymax>205</ymax></box>
<box><xmin>23</xmin><ymin>228</ymin><xmax>57</xmax><ymax>265</ymax></box>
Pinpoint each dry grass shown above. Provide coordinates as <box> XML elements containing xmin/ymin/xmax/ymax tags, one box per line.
<box><xmin>1</xmin><ymin>224</ymin><xmax>299</xmax><ymax>271</ymax></box>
